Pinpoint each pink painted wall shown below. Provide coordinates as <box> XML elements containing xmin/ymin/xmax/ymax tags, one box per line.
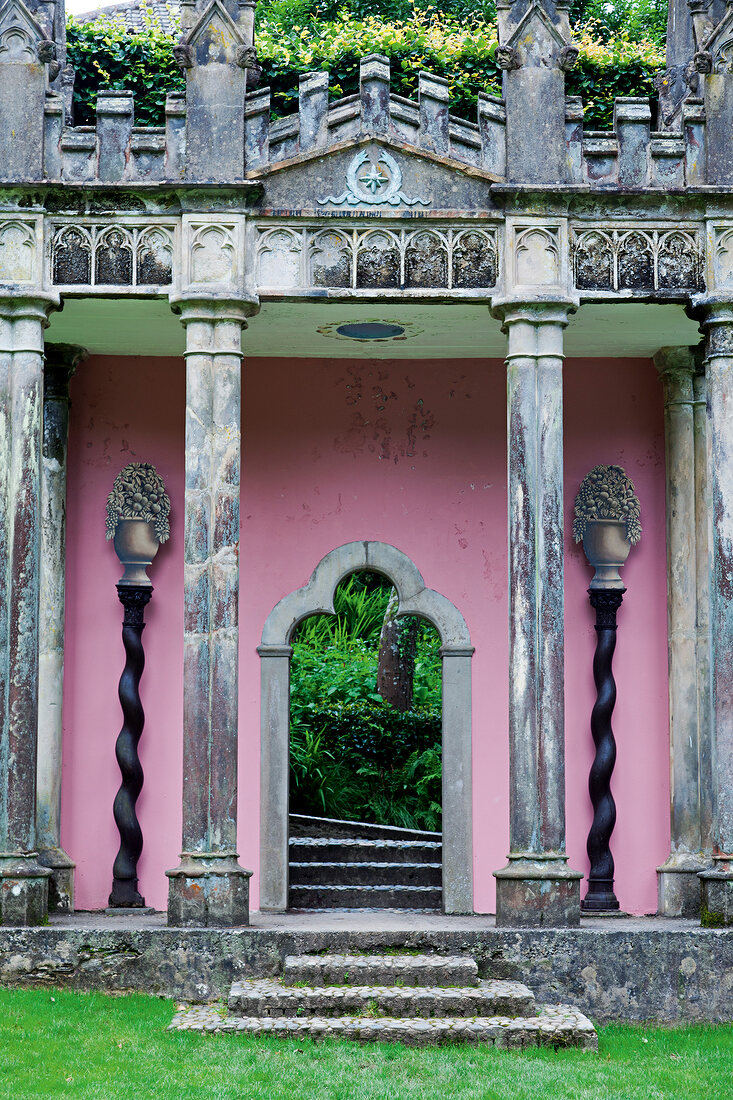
<box><xmin>61</xmin><ymin>354</ymin><xmax>669</xmax><ymax>915</ymax></box>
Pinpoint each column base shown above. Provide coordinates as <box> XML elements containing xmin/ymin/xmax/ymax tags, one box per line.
<box><xmin>699</xmin><ymin>860</ymin><xmax>733</xmax><ymax>926</ymax></box>
<box><xmin>0</xmin><ymin>854</ymin><xmax>51</xmax><ymax>926</ymax></box>
<box><xmin>166</xmin><ymin>853</ymin><xmax>252</xmax><ymax>928</ymax></box>
<box><xmin>657</xmin><ymin>855</ymin><xmax>707</xmax><ymax>918</ymax></box>
<box><xmin>38</xmin><ymin>846</ymin><xmax>75</xmax><ymax>914</ymax></box>
<box><xmin>494</xmin><ymin>856</ymin><xmax>582</xmax><ymax>927</ymax></box>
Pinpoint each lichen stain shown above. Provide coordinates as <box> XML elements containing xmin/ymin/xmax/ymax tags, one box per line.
<box><xmin>333</xmin><ymin>365</ymin><xmax>437</xmax><ymax>464</ymax></box>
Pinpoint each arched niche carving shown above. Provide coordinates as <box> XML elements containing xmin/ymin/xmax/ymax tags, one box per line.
<box><xmin>258</xmin><ymin>540</ymin><xmax>474</xmax><ymax>915</ymax></box>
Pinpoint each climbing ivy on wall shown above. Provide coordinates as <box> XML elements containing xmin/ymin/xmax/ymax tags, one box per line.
<box><xmin>66</xmin><ymin>4</ymin><xmax>664</xmax><ymax>130</ymax></box>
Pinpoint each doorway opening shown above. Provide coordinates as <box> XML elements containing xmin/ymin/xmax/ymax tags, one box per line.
<box><xmin>258</xmin><ymin>540</ymin><xmax>474</xmax><ymax>914</ymax></box>
<box><xmin>288</xmin><ymin>570</ymin><xmax>443</xmax><ymax>909</ymax></box>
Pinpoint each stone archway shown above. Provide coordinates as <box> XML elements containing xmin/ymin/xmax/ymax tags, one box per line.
<box><xmin>258</xmin><ymin>541</ymin><xmax>474</xmax><ymax>914</ymax></box>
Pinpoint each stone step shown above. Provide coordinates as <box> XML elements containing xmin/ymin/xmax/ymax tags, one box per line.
<box><xmin>289</xmin><ymin>813</ymin><xmax>441</xmax><ymax>842</ymax></box>
<box><xmin>170</xmin><ymin>1004</ymin><xmax>599</xmax><ymax>1050</ymax></box>
<box><xmin>288</xmin><ymin>883</ymin><xmax>442</xmax><ymax>909</ymax></box>
<box><xmin>289</xmin><ymin>837</ymin><xmax>442</xmax><ymax>864</ymax></box>
<box><xmin>288</xmin><ymin>861</ymin><xmax>442</xmax><ymax>887</ymax></box>
<box><xmin>282</xmin><ymin>953</ymin><xmax>479</xmax><ymax>988</ymax></box>
<box><xmin>228</xmin><ymin>977</ymin><xmax>535</xmax><ymax>1018</ymax></box>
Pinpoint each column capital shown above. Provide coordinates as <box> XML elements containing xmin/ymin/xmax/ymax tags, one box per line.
<box><xmin>653</xmin><ymin>345</ymin><xmax>703</xmax><ymax>401</ymax></box>
<box><xmin>169</xmin><ymin>294</ymin><xmax>260</xmax><ymax>327</ymax></box>
<box><xmin>490</xmin><ymin>296</ymin><xmax>578</xmax><ymax>331</ymax></box>
<box><xmin>44</xmin><ymin>342</ymin><xmax>87</xmax><ymax>398</ymax></box>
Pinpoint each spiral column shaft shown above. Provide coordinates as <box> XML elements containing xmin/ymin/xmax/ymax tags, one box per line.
<box><xmin>109</xmin><ymin>584</ymin><xmax>152</xmax><ymax>907</ymax></box>
<box><xmin>582</xmin><ymin>588</ymin><xmax>624</xmax><ymax>912</ymax></box>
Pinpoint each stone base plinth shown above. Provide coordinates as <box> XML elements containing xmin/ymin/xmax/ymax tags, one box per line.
<box><xmin>167</xmin><ymin>855</ymin><xmax>252</xmax><ymax>928</ymax></box>
<box><xmin>700</xmin><ymin>865</ymin><xmax>733</xmax><ymax>926</ymax></box>
<box><xmin>38</xmin><ymin>847</ymin><xmax>75</xmax><ymax>914</ymax></box>
<box><xmin>494</xmin><ymin>858</ymin><xmax>582</xmax><ymax>928</ymax></box>
<box><xmin>657</xmin><ymin>856</ymin><xmax>707</xmax><ymax>918</ymax></box>
<box><xmin>0</xmin><ymin>855</ymin><xmax>51</xmax><ymax>926</ymax></box>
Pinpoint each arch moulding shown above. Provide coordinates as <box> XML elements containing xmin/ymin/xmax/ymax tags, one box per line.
<box><xmin>257</xmin><ymin>540</ymin><xmax>474</xmax><ymax>915</ymax></box>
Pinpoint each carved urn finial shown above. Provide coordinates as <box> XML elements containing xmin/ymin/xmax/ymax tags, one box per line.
<box><xmin>106</xmin><ymin>462</ymin><xmax>170</xmax><ymax>586</ymax></box>
<box><xmin>573</xmin><ymin>464</ymin><xmax>641</xmax><ymax>589</ymax></box>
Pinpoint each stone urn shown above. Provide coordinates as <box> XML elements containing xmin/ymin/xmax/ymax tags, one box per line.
<box><xmin>113</xmin><ymin>518</ymin><xmax>159</xmax><ymax>587</ymax></box>
<box><xmin>582</xmin><ymin>518</ymin><xmax>631</xmax><ymax>590</ymax></box>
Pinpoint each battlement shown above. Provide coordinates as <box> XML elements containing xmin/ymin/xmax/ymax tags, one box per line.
<box><xmin>10</xmin><ymin>54</ymin><xmax>714</xmax><ymax>193</ymax></box>
<box><xmin>0</xmin><ymin>0</ymin><xmax>730</xmax><ymax>194</ymax></box>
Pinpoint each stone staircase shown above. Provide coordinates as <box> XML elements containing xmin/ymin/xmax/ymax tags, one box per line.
<box><xmin>170</xmin><ymin>953</ymin><xmax>598</xmax><ymax>1049</ymax></box>
<box><xmin>288</xmin><ymin>814</ymin><xmax>443</xmax><ymax>910</ymax></box>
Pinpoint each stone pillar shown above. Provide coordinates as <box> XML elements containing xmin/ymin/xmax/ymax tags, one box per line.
<box><xmin>166</xmin><ymin>298</ymin><xmax>256</xmax><ymax>927</ymax></box>
<box><xmin>694</xmin><ymin>367</ymin><xmax>714</xmax><ymax>863</ymax></box>
<box><xmin>654</xmin><ymin>347</ymin><xmax>709</xmax><ymax>916</ymax></box>
<box><xmin>36</xmin><ymin>343</ymin><xmax>85</xmax><ymax>914</ymax></box>
<box><xmin>697</xmin><ymin>302</ymin><xmax>733</xmax><ymax>924</ymax></box>
<box><xmin>441</xmin><ymin>647</ymin><xmax>474</xmax><ymax>915</ymax></box>
<box><xmin>257</xmin><ymin>643</ymin><xmax>292</xmax><ymax>912</ymax></box>
<box><xmin>0</xmin><ymin>296</ymin><xmax>58</xmax><ymax>925</ymax></box>
<box><xmin>492</xmin><ymin>301</ymin><xmax>582</xmax><ymax>927</ymax></box>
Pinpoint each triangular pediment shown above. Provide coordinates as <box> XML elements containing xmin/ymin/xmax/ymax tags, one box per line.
<box><xmin>505</xmin><ymin>1</ymin><xmax>567</xmax><ymax>60</ymax></box>
<box><xmin>249</xmin><ymin>138</ymin><xmax>499</xmax><ymax>214</ymax></box>
<box><xmin>0</xmin><ymin>0</ymin><xmax>47</xmax><ymax>61</ymax></box>
<box><xmin>184</xmin><ymin>0</ymin><xmax>243</xmax><ymax>57</ymax></box>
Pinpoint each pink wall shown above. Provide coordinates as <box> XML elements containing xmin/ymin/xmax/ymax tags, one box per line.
<box><xmin>61</xmin><ymin>354</ymin><xmax>669</xmax><ymax>915</ymax></box>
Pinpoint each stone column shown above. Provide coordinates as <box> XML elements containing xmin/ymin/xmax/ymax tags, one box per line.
<box><xmin>257</xmin><ymin>644</ymin><xmax>292</xmax><ymax>913</ymax></box>
<box><xmin>492</xmin><ymin>300</ymin><xmax>582</xmax><ymax>927</ymax></box>
<box><xmin>654</xmin><ymin>347</ymin><xmax>709</xmax><ymax>916</ymax></box>
<box><xmin>694</xmin><ymin>367</ymin><xmax>714</xmax><ymax>864</ymax></box>
<box><xmin>697</xmin><ymin>302</ymin><xmax>733</xmax><ymax>924</ymax></box>
<box><xmin>441</xmin><ymin>647</ymin><xmax>474</xmax><ymax>915</ymax></box>
<box><xmin>0</xmin><ymin>295</ymin><xmax>58</xmax><ymax>925</ymax></box>
<box><xmin>36</xmin><ymin>343</ymin><xmax>85</xmax><ymax>914</ymax></box>
<box><xmin>166</xmin><ymin>298</ymin><xmax>256</xmax><ymax>927</ymax></box>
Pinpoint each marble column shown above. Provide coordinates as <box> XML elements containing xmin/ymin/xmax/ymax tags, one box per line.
<box><xmin>36</xmin><ymin>343</ymin><xmax>85</xmax><ymax>913</ymax></box>
<box><xmin>654</xmin><ymin>347</ymin><xmax>710</xmax><ymax>916</ymax></box>
<box><xmin>166</xmin><ymin>298</ymin><xmax>256</xmax><ymax>927</ymax></box>
<box><xmin>0</xmin><ymin>296</ymin><xmax>57</xmax><ymax>925</ymax></box>
<box><xmin>697</xmin><ymin>302</ymin><xmax>733</xmax><ymax>924</ymax></box>
<box><xmin>492</xmin><ymin>301</ymin><xmax>582</xmax><ymax>927</ymax></box>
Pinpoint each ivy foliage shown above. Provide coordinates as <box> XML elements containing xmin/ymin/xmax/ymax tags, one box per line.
<box><xmin>66</xmin><ymin>0</ymin><xmax>665</xmax><ymax>131</ymax></box>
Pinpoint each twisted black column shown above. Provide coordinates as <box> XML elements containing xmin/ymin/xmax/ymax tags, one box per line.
<box><xmin>109</xmin><ymin>584</ymin><xmax>153</xmax><ymax>908</ymax></box>
<box><xmin>581</xmin><ymin>588</ymin><xmax>624</xmax><ymax>912</ymax></box>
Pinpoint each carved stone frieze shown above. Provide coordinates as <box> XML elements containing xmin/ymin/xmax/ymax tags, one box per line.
<box><xmin>181</xmin><ymin>216</ymin><xmax>245</xmax><ymax>292</ymax></box>
<box><xmin>318</xmin><ymin>149</ymin><xmax>431</xmax><ymax>209</ymax></box>
<box><xmin>254</xmin><ymin>223</ymin><xmax>498</xmax><ymax>293</ymax></box>
<box><xmin>49</xmin><ymin>222</ymin><xmax>175</xmax><ymax>288</ymax></box>
<box><xmin>572</xmin><ymin>226</ymin><xmax>704</xmax><ymax>293</ymax></box>
<box><xmin>0</xmin><ymin>218</ymin><xmax>38</xmax><ymax>284</ymax></box>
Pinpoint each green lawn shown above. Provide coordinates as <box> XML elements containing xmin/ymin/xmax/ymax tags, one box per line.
<box><xmin>1</xmin><ymin>988</ymin><xmax>731</xmax><ymax>1100</ymax></box>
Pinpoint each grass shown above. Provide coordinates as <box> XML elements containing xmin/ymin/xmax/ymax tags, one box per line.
<box><xmin>1</xmin><ymin>987</ymin><xmax>732</xmax><ymax>1100</ymax></box>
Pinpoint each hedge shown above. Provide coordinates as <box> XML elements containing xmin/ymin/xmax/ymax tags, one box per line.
<box><xmin>66</xmin><ymin>8</ymin><xmax>664</xmax><ymax>131</ymax></box>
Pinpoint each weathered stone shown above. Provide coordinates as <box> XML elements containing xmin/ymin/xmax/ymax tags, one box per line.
<box><xmin>491</xmin><ymin>300</ymin><xmax>582</xmax><ymax>927</ymax></box>
<box><xmin>654</xmin><ymin>347</ymin><xmax>710</xmax><ymax>918</ymax></box>
<box><xmin>96</xmin><ymin>91</ymin><xmax>134</xmax><ymax>183</ymax></box>
<box><xmin>166</xmin><ymin>297</ymin><xmax>257</xmax><ymax>928</ymax></box>
<box><xmin>36</xmin><ymin>343</ymin><xmax>86</xmax><ymax>914</ymax></box>
<box><xmin>0</xmin><ymin>295</ymin><xmax>58</xmax><ymax>926</ymax></box>
<box><xmin>695</xmin><ymin>302</ymin><xmax>733</xmax><ymax>924</ymax></box>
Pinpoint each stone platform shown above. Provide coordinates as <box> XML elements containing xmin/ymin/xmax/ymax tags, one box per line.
<box><xmin>0</xmin><ymin>911</ymin><xmax>731</xmax><ymax>1024</ymax></box>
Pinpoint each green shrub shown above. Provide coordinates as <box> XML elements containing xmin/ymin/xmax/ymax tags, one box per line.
<box><xmin>66</xmin><ymin>5</ymin><xmax>664</xmax><ymax>131</ymax></box>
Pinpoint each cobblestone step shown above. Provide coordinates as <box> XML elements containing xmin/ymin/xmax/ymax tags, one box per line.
<box><xmin>282</xmin><ymin>953</ymin><xmax>479</xmax><ymax>988</ymax></box>
<box><xmin>289</xmin><ymin>883</ymin><xmax>442</xmax><ymax>909</ymax></box>
<box><xmin>228</xmin><ymin>977</ymin><xmax>536</xmax><ymax>1018</ymax></box>
<box><xmin>289</xmin><ymin>837</ymin><xmax>442</xmax><ymax>864</ymax></box>
<box><xmin>169</xmin><ymin>1004</ymin><xmax>599</xmax><ymax>1050</ymax></box>
<box><xmin>289</xmin><ymin>861</ymin><xmax>442</xmax><ymax>887</ymax></box>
